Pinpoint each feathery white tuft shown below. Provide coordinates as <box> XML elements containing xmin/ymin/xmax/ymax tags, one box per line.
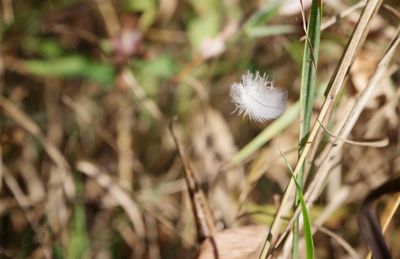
<box><xmin>230</xmin><ymin>71</ymin><xmax>287</xmax><ymax>122</ymax></box>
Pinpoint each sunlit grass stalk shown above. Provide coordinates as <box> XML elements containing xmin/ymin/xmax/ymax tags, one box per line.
<box><xmin>295</xmin><ymin>1</ymin><xmax>322</xmax><ymax>258</ymax></box>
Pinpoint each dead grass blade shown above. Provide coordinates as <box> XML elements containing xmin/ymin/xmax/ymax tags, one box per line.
<box><xmin>3</xmin><ymin>166</ymin><xmax>34</xmax><ymax>217</ymax></box>
<box><xmin>381</xmin><ymin>195</ymin><xmax>400</xmax><ymax>235</ymax></box>
<box><xmin>261</xmin><ymin>0</ymin><xmax>384</xmax><ymax>256</ymax></box>
<box><xmin>18</xmin><ymin>145</ymin><xmax>46</xmax><ymax>204</ymax></box>
<box><xmin>116</xmin><ymin>95</ymin><xmax>134</xmax><ymax>189</ymax></box>
<box><xmin>358</xmin><ymin>176</ymin><xmax>400</xmax><ymax>259</ymax></box>
<box><xmin>76</xmin><ymin>161</ymin><xmax>145</xmax><ymax>239</ymax></box>
<box><xmin>382</xmin><ymin>4</ymin><xmax>400</xmax><ymax>21</ymax></box>
<box><xmin>3</xmin><ymin>166</ymin><xmax>52</xmax><ymax>259</ymax></box>
<box><xmin>169</xmin><ymin>119</ymin><xmax>216</xmax><ymax>242</ymax></box>
<box><xmin>0</xmin><ymin>96</ymin><xmax>75</xmax><ymax>199</ymax></box>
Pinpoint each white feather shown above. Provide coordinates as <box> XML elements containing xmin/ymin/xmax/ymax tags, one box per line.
<box><xmin>230</xmin><ymin>71</ymin><xmax>287</xmax><ymax>122</ymax></box>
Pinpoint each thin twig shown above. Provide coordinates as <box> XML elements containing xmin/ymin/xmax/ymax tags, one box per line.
<box><xmin>316</xmin><ymin>225</ymin><xmax>361</xmax><ymax>259</ymax></box>
<box><xmin>317</xmin><ymin>119</ymin><xmax>389</xmax><ymax>147</ymax></box>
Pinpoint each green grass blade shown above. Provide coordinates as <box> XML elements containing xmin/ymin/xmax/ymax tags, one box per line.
<box><xmin>244</xmin><ymin>0</ymin><xmax>281</xmax><ymax>30</ymax></box>
<box><xmin>67</xmin><ymin>180</ymin><xmax>90</xmax><ymax>259</ymax></box>
<box><xmin>246</xmin><ymin>25</ymin><xmax>296</xmax><ymax>38</ymax></box>
<box><xmin>281</xmin><ymin>152</ymin><xmax>314</xmax><ymax>259</ymax></box>
<box><xmin>293</xmin><ymin>171</ymin><xmax>315</xmax><ymax>259</ymax></box>
<box><xmin>299</xmin><ymin>0</ymin><xmax>322</xmax><ymax>144</ymax></box>
<box><xmin>296</xmin><ymin>0</ymin><xmax>322</xmax><ymax>258</ymax></box>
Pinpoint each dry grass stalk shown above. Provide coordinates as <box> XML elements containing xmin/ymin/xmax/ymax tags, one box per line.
<box><xmin>2</xmin><ymin>166</ymin><xmax>52</xmax><ymax>259</ymax></box>
<box><xmin>116</xmin><ymin>95</ymin><xmax>135</xmax><ymax>189</ymax></box>
<box><xmin>316</xmin><ymin>226</ymin><xmax>360</xmax><ymax>259</ymax></box>
<box><xmin>305</xmin><ymin>27</ymin><xmax>400</xmax><ymax>205</ymax></box>
<box><xmin>275</xmin><ymin>23</ymin><xmax>400</xmax><ymax>253</ymax></box>
<box><xmin>169</xmin><ymin>120</ymin><xmax>217</xmax><ymax>241</ymax></box>
<box><xmin>76</xmin><ymin>161</ymin><xmax>145</xmax><ymax>238</ymax></box>
<box><xmin>262</xmin><ymin>0</ymin><xmax>384</xmax><ymax>256</ymax></box>
<box><xmin>0</xmin><ymin>96</ymin><xmax>75</xmax><ymax>199</ymax></box>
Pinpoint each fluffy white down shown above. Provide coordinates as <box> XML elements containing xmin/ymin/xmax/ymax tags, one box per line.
<box><xmin>230</xmin><ymin>71</ymin><xmax>287</xmax><ymax>122</ymax></box>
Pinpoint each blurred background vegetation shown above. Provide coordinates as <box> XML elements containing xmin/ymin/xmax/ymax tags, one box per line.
<box><xmin>0</xmin><ymin>0</ymin><xmax>399</xmax><ymax>258</ymax></box>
